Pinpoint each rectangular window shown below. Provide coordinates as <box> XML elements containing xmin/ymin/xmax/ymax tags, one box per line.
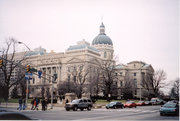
<box><xmin>73</xmin><ymin>76</ymin><xmax>76</xmax><ymax>82</ymax></box>
<box><xmin>134</xmin><ymin>73</ymin><xmax>136</xmax><ymax>76</ymax></box>
<box><xmin>68</xmin><ymin>75</ymin><xmax>70</xmax><ymax>81</ymax></box>
<box><xmin>120</xmin><ymin>81</ymin><xmax>123</xmax><ymax>86</ymax></box>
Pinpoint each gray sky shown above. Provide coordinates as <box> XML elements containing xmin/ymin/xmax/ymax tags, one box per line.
<box><xmin>0</xmin><ymin>0</ymin><xmax>179</xmax><ymax>91</ymax></box>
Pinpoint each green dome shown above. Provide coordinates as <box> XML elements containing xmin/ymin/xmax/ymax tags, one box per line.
<box><xmin>92</xmin><ymin>35</ymin><xmax>113</xmax><ymax>45</ymax></box>
<box><xmin>92</xmin><ymin>22</ymin><xmax>113</xmax><ymax>45</ymax></box>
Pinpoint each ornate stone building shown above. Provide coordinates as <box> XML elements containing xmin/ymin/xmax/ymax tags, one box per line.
<box><xmin>5</xmin><ymin>22</ymin><xmax>154</xmax><ymax>99</ymax></box>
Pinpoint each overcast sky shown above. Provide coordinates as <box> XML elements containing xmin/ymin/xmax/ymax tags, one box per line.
<box><xmin>0</xmin><ymin>0</ymin><xmax>179</xmax><ymax>91</ymax></box>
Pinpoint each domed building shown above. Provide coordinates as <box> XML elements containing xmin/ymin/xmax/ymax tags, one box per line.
<box><xmin>8</xmin><ymin>22</ymin><xmax>154</xmax><ymax>100</ymax></box>
<box><xmin>92</xmin><ymin>22</ymin><xmax>114</xmax><ymax>60</ymax></box>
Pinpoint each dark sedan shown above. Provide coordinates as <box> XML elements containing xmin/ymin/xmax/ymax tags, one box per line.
<box><xmin>106</xmin><ymin>101</ymin><xmax>124</xmax><ymax>109</ymax></box>
<box><xmin>160</xmin><ymin>103</ymin><xmax>179</xmax><ymax>116</ymax></box>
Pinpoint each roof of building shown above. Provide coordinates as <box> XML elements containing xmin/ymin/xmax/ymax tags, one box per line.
<box><xmin>67</xmin><ymin>43</ymin><xmax>99</xmax><ymax>52</ymax></box>
<box><xmin>92</xmin><ymin>35</ymin><xmax>113</xmax><ymax>45</ymax></box>
<box><xmin>25</xmin><ymin>47</ymin><xmax>46</xmax><ymax>56</ymax></box>
<box><xmin>115</xmin><ymin>64</ymin><xmax>127</xmax><ymax>69</ymax></box>
<box><xmin>92</xmin><ymin>22</ymin><xmax>113</xmax><ymax>46</ymax></box>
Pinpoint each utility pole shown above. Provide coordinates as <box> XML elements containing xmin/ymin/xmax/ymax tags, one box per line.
<box><xmin>51</xmin><ymin>73</ymin><xmax>57</xmax><ymax>109</ymax></box>
<box><xmin>140</xmin><ymin>87</ymin><xmax>142</xmax><ymax>101</ymax></box>
<box><xmin>51</xmin><ymin>82</ymin><xmax>54</xmax><ymax>109</ymax></box>
<box><xmin>18</xmin><ymin>41</ymin><xmax>30</xmax><ymax>108</ymax></box>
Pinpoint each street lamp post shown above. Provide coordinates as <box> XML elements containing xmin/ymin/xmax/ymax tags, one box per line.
<box><xmin>140</xmin><ymin>87</ymin><xmax>142</xmax><ymax>101</ymax></box>
<box><xmin>51</xmin><ymin>82</ymin><xmax>54</xmax><ymax>109</ymax></box>
<box><xmin>18</xmin><ymin>41</ymin><xmax>30</xmax><ymax>107</ymax></box>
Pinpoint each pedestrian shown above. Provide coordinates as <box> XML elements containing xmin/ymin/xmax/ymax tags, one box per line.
<box><xmin>66</xmin><ymin>99</ymin><xmax>69</xmax><ymax>104</ymax></box>
<box><xmin>31</xmin><ymin>98</ymin><xmax>35</xmax><ymax>110</ymax></box>
<box><xmin>45</xmin><ymin>99</ymin><xmax>48</xmax><ymax>110</ymax></box>
<box><xmin>33</xmin><ymin>98</ymin><xmax>37</xmax><ymax>110</ymax></box>
<box><xmin>22</xmin><ymin>98</ymin><xmax>26</xmax><ymax>110</ymax></box>
<box><xmin>34</xmin><ymin>98</ymin><xmax>39</xmax><ymax>110</ymax></box>
<box><xmin>17</xmin><ymin>97</ymin><xmax>23</xmax><ymax>110</ymax></box>
<box><xmin>41</xmin><ymin>98</ymin><xmax>46</xmax><ymax>111</ymax></box>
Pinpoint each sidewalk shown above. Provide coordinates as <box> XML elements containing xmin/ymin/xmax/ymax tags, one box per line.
<box><xmin>0</xmin><ymin>103</ymin><xmax>64</xmax><ymax>111</ymax></box>
<box><xmin>0</xmin><ymin>103</ymin><xmax>104</xmax><ymax>112</ymax></box>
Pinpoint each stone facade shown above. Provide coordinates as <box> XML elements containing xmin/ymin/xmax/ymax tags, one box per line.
<box><xmin>2</xmin><ymin>23</ymin><xmax>154</xmax><ymax>99</ymax></box>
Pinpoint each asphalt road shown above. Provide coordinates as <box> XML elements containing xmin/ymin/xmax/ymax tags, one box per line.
<box><xmin>14</xmin><ymin>105</ymin><xmax>179</xmax><ymax>120</ymax></box>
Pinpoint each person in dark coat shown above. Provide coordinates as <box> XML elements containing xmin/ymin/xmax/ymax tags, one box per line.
<box><xmin>31</xmin><ymin>98</ymin><xmax>35</xmax><ymax>110</ymax></box>
<box><xmin>41</xmin><ymin>98</ymin><xmax>46</xmax><ymax>111</ymax></box>
<box><xmin>17</xmin><ymin>97</ymin><xmax>23</xmax><ymax>110</ymax></box>
<box><xmin>22</xmin><ymin>98</ymin><xmax>26</xmax><ymax>110</ymax></box>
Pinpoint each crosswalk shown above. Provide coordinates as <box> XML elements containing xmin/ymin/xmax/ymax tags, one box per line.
<box><xmin>94</xmin><ymin>108</ymin><xmax>159</xmax><ymax>113</ymax></box>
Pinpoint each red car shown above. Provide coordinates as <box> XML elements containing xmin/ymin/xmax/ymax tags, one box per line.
<box><xmin>136</xmin><ymin>101</ymin><xmax>145</xmax><ymax>106</ymax></box>
<box><xmin>124</xmin><ymin>101</ymin><xmax>137</xmax><ymax>108</ymax></box>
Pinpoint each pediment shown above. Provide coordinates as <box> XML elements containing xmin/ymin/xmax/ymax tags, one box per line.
<box><xmin>66</xmin><ymin>57</ymin><xmax>83</xmax><ymax>64</ymax></box>
<box><xmin>88</xmin><ymin>57</ymin><xmax>101</xmax><ymax>64</ymax></box>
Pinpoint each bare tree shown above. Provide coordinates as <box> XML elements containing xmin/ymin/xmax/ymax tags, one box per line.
<box><xmin>89</xmin><ymin>70</ymin><xmax>101</xmax><ymax>97</ymax></box>
<box><xmin>169</xmin><ymin>78</ymin><xmax>179</xmax><ymax>100</ymax></box>
<box><xmin>121</xmin><ymin>73</ymin><xmax>135</xmax><ymax>100</ymax></box>
<box><xmin>58</xmin><ymin>81</ymin><xmax>77</xmax><ymax>96</ymax></box>
<box><xmin>0</xmin><ymin>38</ymin><xmax>26</xmax><ymax>101</ymax></box>
<box><xmin>141</xmin><ymin>69</ymin><xmax>166</xmax><ymax>97</ymax></box>
<box><xmin>70</xmin><ymin>65</ymin><xmax>89</xmax><ymax>98</ymax></box>
<box><xmin>97</xmin><ymin>59</ymin><xmax>117</xmax><ymax>101</ymax></box>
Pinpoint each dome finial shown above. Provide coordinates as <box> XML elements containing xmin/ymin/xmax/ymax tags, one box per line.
<box><xmin>100</xmin><ymin>22</ymin><xmax>105</xmax><ymax>35</ymax></box>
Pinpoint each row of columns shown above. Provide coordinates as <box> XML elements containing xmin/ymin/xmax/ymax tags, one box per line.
<box><xmin>33</xmin><ymin>65</ymin><xmax>61</xmax><ymax>85</ymax></box>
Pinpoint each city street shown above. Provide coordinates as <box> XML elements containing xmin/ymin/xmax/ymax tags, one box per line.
<box><xmin>1</xmin><ymin>105</ymin><xmax>178</xmax><ymax>120</ymax></box>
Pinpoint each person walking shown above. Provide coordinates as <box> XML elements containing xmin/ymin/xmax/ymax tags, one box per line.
<box><xmin>45</xmin><ymin>99</ymin><xmax>48</xmax><ymax>110</ymax></box>
<box><xmin>31</xmin><ymin>98</ymin><xmax>35</xmax><ymax>110</ymax></box>
<box><xmin>41</xmin><ymin>98</ymin><xmax>46</xmax><ymax>111</ymax></box>
<box><xmin>22</xmin><ymin>98</ymin><xmax>26</xmax><ymax>110</ymax></box>
<box><xmin>17</xmin><ymin>97</ymin><xmax>23</xmax><ymax>111</ymax></box>
<box><xmin>34</xmin><ymin>98</ymin><xmax>39</xmax><ymax>110</ymax></box>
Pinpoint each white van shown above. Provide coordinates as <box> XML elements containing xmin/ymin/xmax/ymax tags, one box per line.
<box><xmin>150</xmin><ymin>98</ymin><xmax>161</xmax><ymax>105</ymax></box>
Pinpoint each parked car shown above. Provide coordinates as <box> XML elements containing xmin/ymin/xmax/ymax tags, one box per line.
<box><xmin>0</xmin><ymin>112</ymin><xmax>33</xmax><ymax>120</ymax></box>
<box><xmin>106</xmin><ymin>101</ymin><xmax>124</xmax><ymax>109</ymax></box>
<box><xmin>136</xmin><ymin>101</ymin><xmax>145</xmax><ymax>106</ymax></box>
<box><xmin>167</xmin><ymin>100</ymin><xmax>179</xmax><ymax>104</ymax></box>
<box><xmin>65</xmin><ymin>98</ymin><xmax>93</xmax><ymax>111</ymax></box>
<box><xmin>160</xmin><ymin>103</ymin><xmax>179</xmax><ymax>116</ymax></box>
<box><xmin>150</xmin><ymin>98</ymin><xmax>161</xmax><ymax>105</ymax></box>
<box><xmin>159</xmin><ymin>99</ymin><xmax>166</xmax><ymax>105</ymax></box>
<box><xmin>124</xmin><ymin>101</ymin><xmax>136</xmax><ymax>108</ymax></box>
<box><xmin>144</xmin><ymin>101</ymin><xmax>152</xmax><ymax>105</ymax></box>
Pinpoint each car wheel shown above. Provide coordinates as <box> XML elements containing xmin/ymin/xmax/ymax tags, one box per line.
<box><xmin>113</xmin><ymin>106</ymin><xmax>117</xmax><ymax>109</ymax></box>
<box><xmin>87</xmin><ymin>106</ymin><xmax>91</xmax><ymax>111</ymax></box>
<box><xmin>135</xmin><ymin>106</ymin><xmax>136</xmax><ymax>108</ymax></box>
<box><xmin>73</xmin><ymin>106</ymin><xmax>77</xmax><ymax>111</ymax></box>
<box><xmin>80</xmin><ymin>108</ymin><xmax>84</xmax><ymax>111</ymax></box>
<box><xmin>160</xmin><ymin>113</ymin><xmax>164</xmax><ymax>116</ymax></box>
<box><xmin>106</xmin><ymin>107</ymin><xmax>109</xmax><ymax>109</ymax></box>
<box><xmin>66</xmin><ymin>108</ymin><xmax>70</xmax><ymax>111</ymax></box>
<box><xmin>121</xmin><ymin>106</ymin><xmax>124</xmax><ymax>109</ymax></box>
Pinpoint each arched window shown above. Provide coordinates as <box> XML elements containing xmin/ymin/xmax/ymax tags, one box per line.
<box><xmin>104</xmin><ymin>52</ymin><xmax>107</xmax><ymax>58</ymax></box>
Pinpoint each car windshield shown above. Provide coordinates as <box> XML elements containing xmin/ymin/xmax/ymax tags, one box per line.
<box><xmin>163</xmin><ymin>103</ymin><xmax>176</xmax><ymax>108</ymax></box>
<box><xmin>110</xmin><ymin>102</ymin><xmax>116</xmax><ymax>105</ymax></box>
<box><xmin>72</xmin><ymin>100</ymin><xmax>79</xmax><ymax>103</ymax></box>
